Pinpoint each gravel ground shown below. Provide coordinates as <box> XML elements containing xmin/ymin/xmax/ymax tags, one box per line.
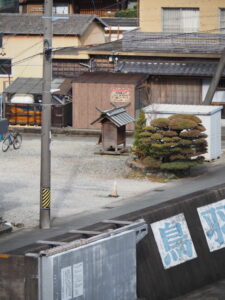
<box><xmin>0</xmin><ymin>135</ymin><xmax>166</xmax><ymax>227</ymax></box>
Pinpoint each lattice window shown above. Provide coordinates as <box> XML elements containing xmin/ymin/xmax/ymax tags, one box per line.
<box><xmin>220</xmin><ymin>9</ymin><xmax>225</xmax><ymax>33</ymax></box>
<box><xmin>162</xmin><ymin>8</ymin><xmax>199</xmax><ymax>33</ymax></box>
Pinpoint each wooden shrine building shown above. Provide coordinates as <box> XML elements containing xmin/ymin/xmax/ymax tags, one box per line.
<box><xmin>91</xmin><ymin>106</ymin><xmax>134</xmax><ymax>153</ymax></box>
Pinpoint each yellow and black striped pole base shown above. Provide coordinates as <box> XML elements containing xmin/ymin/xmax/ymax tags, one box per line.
<box><xmin>41</xmin><ymin>188</ymin><xmax>51</xmax><ymax>209</ymax></box>
<box><xmin>40</xmin><ymin>188</ymin><xmax>51</xmax><ymax>229</ymax></box>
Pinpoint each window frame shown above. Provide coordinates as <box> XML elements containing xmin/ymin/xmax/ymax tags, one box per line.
<box><xmin>0</xmin><ymin>59</ymin><xmax>12</xmax><ymax>77</ymax></box>
<box><xmin>220</xmin><ymin>8</ymin><xmax>225</xmax><ymax>33</ymax></box>
<box><xmin>162</xmin><ymin>7</ymin><xmax>200</xmax><ymax>33</ymax></box>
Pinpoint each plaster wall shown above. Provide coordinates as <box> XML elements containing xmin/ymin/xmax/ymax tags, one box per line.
<box><xmin>140</xmin><ymin>0</ymin><xmax>225</xmax><ymax>32</ymax></box>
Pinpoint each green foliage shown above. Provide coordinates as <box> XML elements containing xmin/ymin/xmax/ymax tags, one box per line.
<box><xmin>180</xmin><ymin>130</ymin><xmax>202</xmax><ymax>138</ymax></box>
<box><xmin>115</xmin><ymin>5</ymin><xmax>137</xmax><ymax>18</ymax></box>
<box><xmin>142</xmin><ymin>157</ymin><xmax>162</xmax><ymax>169</ymax></box>
<box><xmin>132</xmin><ymin>112</ymin><xmax>207</xmax><ymax>175</ymax></box>
<box><xmin>160</xmin><ymin>160</ymin><xmax>200</xmax><ymax>170</ymax></box>
<box><xmin>151</xmin><ymin>118</ymin><xmax>169</xmax><ymax>128</ymax></box>
<box><xmin>144</xmin><ymin>126</ymin><xmax>156</xmax><ymax>133</ymax></box>
<box><xmin>161</xmin><ymin>130</ymin><xmax>178</xmax><ymax>137</ymax></box>
<box><xmin>196</xmin><ymin>125</ymin><xmax>206</xmax><ymax>132</ymax></box>
<box><xmin>169</xmin><ymin>118</ymin><xmax>197</xmax><ymax>131</ymax></box>
<box><xmin>132</xmin><ymin>110</ymin><xmax>146</xmax><ymax>158</ymax></box>
<box><xmin>151</xmin><ymin>133</ymin><xmax>163</xmax><ymax>140</ymax></box>
<box><xmin>169</xmin><ymin>114</ymin><xmax>201</xmax><ymax>124</ymax></box>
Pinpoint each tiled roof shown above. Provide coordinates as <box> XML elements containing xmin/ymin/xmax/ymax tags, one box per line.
<box><xmin>4</xmin><ymin>77</ymin><xmax>72</xmax><ymax>95</ymax></box>
<box><xmin>92</xmin><ymin>106</ymin><xmax>134</xmax><ymax>127</ymax></box>
<box><xmin>73</xmin><ymin>72</ymin><xmax>147</xmax><ymax>84</ymax></box>
<box><xmin>0</xmin><ymin>13</ymin><xmax>106</xmax><ymax>36</ymax></box>
<box><xmin>102</xmin><ymin>17</ymin><xmax>138</xmax><ymax>27</ymax></box>
<box><xmin>115</xmin><ymin>61</ymin><xmax>225</xmax><ymax>77</ymax></box>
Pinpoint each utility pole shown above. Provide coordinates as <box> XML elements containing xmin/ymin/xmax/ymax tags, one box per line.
<box><xmin>203</xmin><ymin>47</ymin><xmax>225</xmax><ymax>105</ymax></box>
<box><xmin>40</xmin><ymin>0</ymin><xmax>52</xmax><ymax>229</ymax></box>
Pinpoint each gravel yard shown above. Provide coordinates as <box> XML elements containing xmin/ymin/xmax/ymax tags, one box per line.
<box><xmin>0</xmin><ymin>135</ymin><xmax>166</xmax><ymax>227</ymax></box>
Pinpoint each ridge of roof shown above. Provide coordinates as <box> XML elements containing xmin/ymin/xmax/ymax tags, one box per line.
<box><xmin>0</xmin><ymin>13</ymin><xmax>106</xmax><ymax>36</ymax></box>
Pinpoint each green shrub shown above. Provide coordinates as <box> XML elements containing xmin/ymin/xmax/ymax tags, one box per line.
<box><xmin>151</xmin><ymin>118</ymin><xmax>169</xmax><ymax>128</ymax></box>
<box><xmin>142</xmin><ymin>157</ymin><xmax>162</xmax><ymax>169</ymax></box>
<box><xmin>169</xmin><ymin>118</ymin><xmax>197</xmax><ymax>130</ymax></box>
<box><xmin>180</xmin><ymin>130</ymin><xmax>202</xmax><ymax>138</ymax></box>
<box><xmin>169</xmin><ymin>114</ymin><xmax>201</xmax><ymax>123</ymax></box>
<box><xmin>132</xmin><ymin>112</ymin><xmax>207</xmax><ymax>175</ymax></box>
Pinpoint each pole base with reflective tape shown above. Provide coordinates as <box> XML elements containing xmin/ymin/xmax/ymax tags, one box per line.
<box><xmin>40</xmin><ymin>188</ymin><xmax>51</xmax><ymax>229</ymax></box>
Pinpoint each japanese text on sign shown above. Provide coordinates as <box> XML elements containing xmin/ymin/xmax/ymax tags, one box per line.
<box><xmin>111</xmin><ymin>88</ymin><xmax>130</xmax><ymax>103</ymax></box>
<box><xmin>151</xmin><ymin>213</ymin><xmax>197</xmax><ymax>269</ymax></box>
<box><xmin>198</xmin><ymin>199</ymin><xmax>225</xmax><ymax>252</ymax></box>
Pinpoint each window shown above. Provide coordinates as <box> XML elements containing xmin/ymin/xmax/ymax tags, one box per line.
<box><xmin>163</xmin><ymin>8</ymin><xmax>199</xmax><ymax>32</ymax></box>
<box><xmin>218</xmin><ymin>79</ymin><xmax>225</xmax><ymax>89</ymax></box>
<box><xmin>0</xmin><ymin>59</ymin><xmax>11</xmax><ymax>76</ymax></box>
<box><xmin>0</xmin><ymin>33</ymin><xmax>2</xmax><ymax>48</ymax></box>
<box><xmin>53</xmin><ymin>4</ymin><xmax>68</xmax><ymax>14</ymax></box>
<box><xmin>220</xmin><ymin>9</ymin><xmax>225</xmax><ymax>33</ymax></box>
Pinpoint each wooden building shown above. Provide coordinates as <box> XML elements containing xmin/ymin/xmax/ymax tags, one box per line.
<box><xmin>19</xmin><ymin>0</ymin><xmax>128</xmax><ymax>16</ymax></box>
<box><xmin>91</xmin><ymin>106</ymin><xmax>134</xmax><ymax>151</ymax></box>
<box><xmin>3</xmin><ymin>77</ymin><xmax>72</xmax><ymax>127</ymax></box>
<box><xmin>72</xmin><ymin>72</ymin><xmax>148</xmax><ymax>130</ymax></box>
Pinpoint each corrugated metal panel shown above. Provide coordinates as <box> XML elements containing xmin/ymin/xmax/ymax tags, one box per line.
<box><xmin>4</xmin><ymin>78</ymin><xmax>71</xmax><ymax>95</ymax></box>
<box><xmin>40</xmin><ymin>229</ymin><xmax>141</xmax><ymax>300</ymax></box>
<box><xmin>92</xmin><ymin>107</ymin><xmax>134</xmax><ymax>126</ymax></box>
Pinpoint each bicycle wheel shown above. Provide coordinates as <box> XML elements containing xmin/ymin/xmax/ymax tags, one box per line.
<box><xmin>13</xmin><ymin>133</ymin><xmax>22</xmax><ymax>150</ymax></box>
<box><xmin>2</xmin><ymin>136</ymin><xmax>10</xmax><ymax>152</ymax></box>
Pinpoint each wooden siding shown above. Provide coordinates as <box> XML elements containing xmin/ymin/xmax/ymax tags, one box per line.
<box><xmin>73</xmin><ymin>82</ymin><xmax>135</xmax><ymax>130</ymax></box>
<box><xmin>144</xmin><ymin>76</ymin><xmax>202</xmax><ymax>105</ymax></box>
<box><xmin>53</xmin><ymin>59</ymin><xmax>115</xmax><ymax>78</ymax></box>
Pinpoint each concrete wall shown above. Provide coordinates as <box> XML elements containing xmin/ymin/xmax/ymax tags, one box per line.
<box><xmin>140</xmin><ymin>0</ymin><xmax>225</xmax><ymax>32</ymax></box>
<box><xmin>118</xmin><ymin>183</ymin><xmax>225</xmax><ymax>299</ymax></box>
<box><xmin>2</xmin><ymin>184</ymin><xmax>225</xmax><ymax>299</ymax></box>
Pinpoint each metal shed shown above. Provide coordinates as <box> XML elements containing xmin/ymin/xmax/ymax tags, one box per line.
<box><xmin>72</xmin><ymin>72</ymin><xmax>148</xmax><ymax>131</ymax></box>
<box><xmin>3</xmin><ymin>77</ymin><xmax>72</xmax><ymax>127</ymax></box>
<box><xmin>91</xmin><ymin>106</ymin><xmax>134</xmax><ymax>152</ymax></box>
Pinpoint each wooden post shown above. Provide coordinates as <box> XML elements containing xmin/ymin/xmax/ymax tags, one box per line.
<box><xmin>203</xmin><ymin>47</ymin><xmax>225</xmax><ymax>105</ymax></box>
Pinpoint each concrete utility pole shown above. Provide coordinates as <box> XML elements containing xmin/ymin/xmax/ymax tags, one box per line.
<box><xmin>40</xmin><ymin>0</ymin><xmax>52</xmax><ymax>229</ymax></box>
<box><xmin>203</xmin><ymin>47</ymin><xmax>225</xmax><ymax>105</ymax></box>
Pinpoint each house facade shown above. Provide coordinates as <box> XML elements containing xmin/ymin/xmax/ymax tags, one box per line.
<box><xmin>19</xmin><ymin>0</ymin><xmax>129</xmax><ymax>16</ymax></box>
<box><xmin>139</xmin><ymin>0</ymin><xmax>225</xmax><ymax>33</ymax></box>
<box><xmin>0</xmin><ymin>13</ymin><xmax>106</xmax><ymax>94</ymax></box>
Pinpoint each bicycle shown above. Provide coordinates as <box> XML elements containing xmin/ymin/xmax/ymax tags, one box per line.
<box><xmin>2</xmin><ymin>131</ymin><xmax>22</xmax><ymax>152</ymax></box>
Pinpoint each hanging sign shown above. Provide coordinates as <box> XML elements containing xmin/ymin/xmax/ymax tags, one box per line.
<box><xmin>110</xmin><ymin>88</ymin><xmax>130</xmax><ymax>103</ymax></box>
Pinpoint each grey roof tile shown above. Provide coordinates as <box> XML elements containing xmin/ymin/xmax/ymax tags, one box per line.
<box><xmin>0</xmin><ymin>13</ymin><xmax>106</xmax><ymax>36</ymax></box>
<box><xmin>92</xmin><ymin>106</ymin><xmax>134</xmax><ymax>127</ymax></box>
<box><xmin>102</xmin><ymin>17</ymin><xmax>138</xmax><ymax>27</ymax></box>
<box><xmin>115</xmin><ymin>61</ymin><xmax>225</xmax><ymax>77</ymax></box>
<box><xmin>4</xmin><ymin>77</ymin><xmax>71</xmax><ymax>95</ymax></box>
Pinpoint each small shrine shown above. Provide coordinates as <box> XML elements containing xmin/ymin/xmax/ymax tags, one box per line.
<box><xmin>91</xmin><ymin>106</ymin><xmax>134</xmax><ymax>154</ymax></box>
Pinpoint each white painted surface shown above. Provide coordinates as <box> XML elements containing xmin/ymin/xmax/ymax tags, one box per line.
<box><xmin>144</xmin><ymin>104</ymin><xmax>222</xmax><ymax>160</ymax></box>
<box><xmin>202</xmin><ymin>79</ymin><xmax>225</xmax><ymax>103</ymax></box>
<box><xmin>151</xmin><ymin>213</ymin><xmax>197</xmax><ymax>269</ymax></box>
<box><xmin>61</xmin><ymin>266</ymin><xmax>73</xmax><ymax>300</ymax></box>
<box><xmin>73</xmin><ymin>262</ymin><xmax>84</xmax><ymax>298</ymax></box>
<box><xmin>198</xmin><ymin>199</ymin><xmax>225</xmax><ymax>252</ymax></box>
<box><xmin>11</xmin><ymin>93</ymin><xmax>34</xmax><ymax>104</ymax></box>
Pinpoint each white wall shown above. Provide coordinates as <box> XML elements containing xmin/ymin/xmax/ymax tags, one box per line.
<box><xmin>202</xmin><ymin>79</ymin><xmax>225</xmax><ymax>103</ymax></box>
